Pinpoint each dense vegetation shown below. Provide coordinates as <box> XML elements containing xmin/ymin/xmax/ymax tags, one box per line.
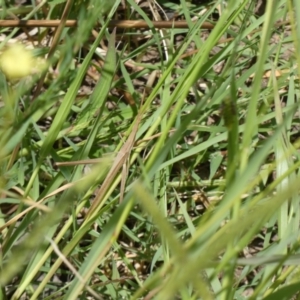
<box><xmin>1</xmin><ymin>0</ymin><xmax>300</xmax><ymax>299</ymax></box>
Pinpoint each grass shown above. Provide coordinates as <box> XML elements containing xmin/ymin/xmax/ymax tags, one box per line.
<box><xmin>0</xmin><ymin>0</ymin><xmax>300</xmax><ymax>299</ymax></box>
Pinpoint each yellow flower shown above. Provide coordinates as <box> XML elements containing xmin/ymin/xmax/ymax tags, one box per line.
<box><xmin>0</xmin><ymin>43</ymin><xmax>35</xmax><ymax>80</ymax></box>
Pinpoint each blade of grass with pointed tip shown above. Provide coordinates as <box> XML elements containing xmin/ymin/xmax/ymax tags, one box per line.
<box><xmin>23</xmin><ymin>5</ymin><xmax>117</xmax><ymax>198</ymax></box>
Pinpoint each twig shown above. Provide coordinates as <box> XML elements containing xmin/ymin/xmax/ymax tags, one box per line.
<box><xmin>0</xmin><ymin>19</ymin><xmax>215</xmax><ymax>29</ymax></box>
